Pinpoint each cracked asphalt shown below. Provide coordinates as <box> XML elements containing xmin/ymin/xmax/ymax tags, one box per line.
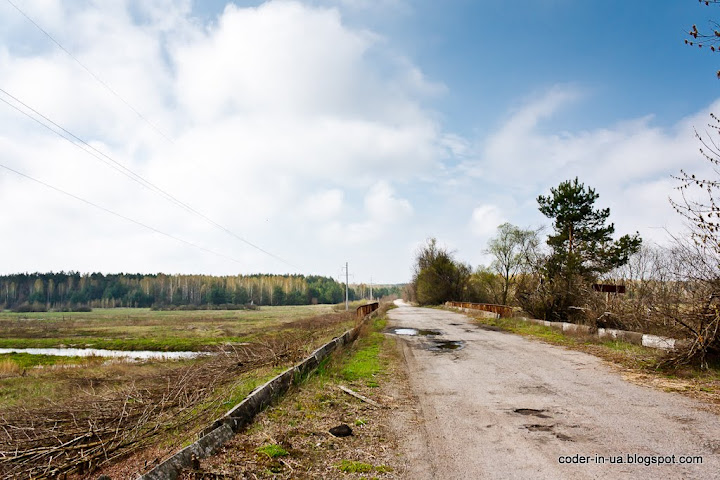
<box><xmin>386</xmin><ymin>302</ymin><xmax>720</xmax><ymax>480</ymax></box>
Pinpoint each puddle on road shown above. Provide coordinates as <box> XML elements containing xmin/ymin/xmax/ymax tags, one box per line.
<box><xmin>386</xmin><ymin>327</ymin><xmax>443</xmax><ymax>336</ymax></box>
<box><xmin>427</xmin><ymin>340</ymin><xmax>464</xmax><ymax>351</ymax></box>
<box><xmin>514</xmin><ymin>408</ymin><xmax>551</xmax><ymax>418</ymax></box>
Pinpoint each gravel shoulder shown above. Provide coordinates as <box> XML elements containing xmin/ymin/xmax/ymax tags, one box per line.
<box><xmin>386</xmin><ymin>302</ymin><xmax>720</xmax><ymax>480</ymax></box>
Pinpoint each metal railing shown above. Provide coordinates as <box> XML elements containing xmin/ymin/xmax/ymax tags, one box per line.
<box><xmin>446</xmin><ymin>301</ymin><xmax>514</xmax><ymax>318</ymax></box>
<box><xmin>356</xmin><ymin>302</ymin><xmax>379</xmax><ymax>318</ymax></box>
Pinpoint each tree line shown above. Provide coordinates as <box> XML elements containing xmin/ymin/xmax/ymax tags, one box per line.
<box><xmin>0</xmin><ymin>272</ymin><xmax>400</xmax><ymax>311</ymax></box>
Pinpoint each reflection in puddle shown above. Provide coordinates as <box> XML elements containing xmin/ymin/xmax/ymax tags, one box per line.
<box><xmin>387</xmin><ymin>328</ymin><xmax>443</xmax><ymax>336</ymax></box>
<box><xmin>427</xmin><ymin>340</ymin><xmax>464</xmax><ymax>351</ymax></box>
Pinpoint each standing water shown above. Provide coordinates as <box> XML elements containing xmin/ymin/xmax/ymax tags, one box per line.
<box><xmin>0</xmin><ymin>347</ymin><xmax>204</xmax><ymax>360</ymax></box>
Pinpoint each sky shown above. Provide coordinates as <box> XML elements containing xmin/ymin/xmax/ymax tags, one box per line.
<box><xmin>0</xmin><ymin>0</ymin><xmax>719</xmax><ymax>284</ymax></box>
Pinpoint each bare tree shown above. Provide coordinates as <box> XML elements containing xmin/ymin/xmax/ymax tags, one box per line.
<box><xmin>665</xmin><ymin>114</ymin><xmax>720</xmax><ymax>367</ymax></box>
<box><xmin>485</xmin><ymin>223</ymin><xmax>540</xmax><ymax>305</ymax></box>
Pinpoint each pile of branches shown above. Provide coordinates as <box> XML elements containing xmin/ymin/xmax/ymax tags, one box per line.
<box><xmin>0</xmin><ymin>312</ymin><xmax>353</xmax><ymax>478</ymax></box>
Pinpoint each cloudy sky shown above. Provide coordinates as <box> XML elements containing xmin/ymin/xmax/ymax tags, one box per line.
<box><xmin>0</xmin><ymin>0</ymin><xmax>718</xmax><ymax>284</ymax></box>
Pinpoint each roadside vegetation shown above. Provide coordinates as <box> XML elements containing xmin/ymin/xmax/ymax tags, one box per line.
<box><xmin>0</xmin><ymin>306</ymin><xmax>357</xmax><ymax>479</ymax></box>
<box><xmin>182</xmin><ymin>311</ymin><xmax>403</xmax><ymax>479</ymax></box>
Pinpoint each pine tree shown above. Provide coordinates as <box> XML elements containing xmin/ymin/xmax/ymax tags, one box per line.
<box><xmin>537</xmin><ymin>177</ymin><xmax>641</xmax><ymax>279</ymax></box>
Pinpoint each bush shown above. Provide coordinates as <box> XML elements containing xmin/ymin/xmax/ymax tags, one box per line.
<box><xmin>11</xmin><ymin>302</ymin><xmax>47</xmax><ymax>313</ymax></box>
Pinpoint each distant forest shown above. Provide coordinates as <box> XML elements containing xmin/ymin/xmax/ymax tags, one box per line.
<box><xmin>0</xmin><ymin>272</ymin><xmax>401</xmax><ymax>311</ymax></box>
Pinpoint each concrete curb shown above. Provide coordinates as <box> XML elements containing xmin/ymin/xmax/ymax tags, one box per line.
<box><xmin>446</xmin><ymin>306</ymin><xmax>684</xmax><ymax>351</ymax></box>
<box><xmin>515</xmin><ymin>317</ymin><xmax>683</xmax><ymax>350</ymax></box>
<box><xmin>519</xmin><ymin>317</ymin><xmax>683</xmax><ymax>350</ymax></box>
<box><xmin>138</xmin><ymin>310</ymin><xmax>377</xmax><ymax>480</ymax></box>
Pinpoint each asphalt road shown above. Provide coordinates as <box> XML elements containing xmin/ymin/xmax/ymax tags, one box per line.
<box><xmin>386</xmin><ymin>302</ymin><xmax>720</xmax><ymax>480</ymax></box>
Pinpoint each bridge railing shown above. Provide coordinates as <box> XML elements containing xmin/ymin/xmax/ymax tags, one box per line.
<box><xmin>356</xmin><ymin>302</ymin><xmax>379</xmax><ymax>318</ymax></box>
<box><xmin>446</xmin><ymin>301</ymin><xmax>514</xmax><ymax>318</ymax></box>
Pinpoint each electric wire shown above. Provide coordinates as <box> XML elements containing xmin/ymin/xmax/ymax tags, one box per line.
<box><xmin>0</xmin><ymin>88</ymin><xmax>300</xmax><ymax>270</ymax></box>
<box><xmin>0</xmin><ymin>162</ymin><xmax>245</xmax><ymax>265</ymax></box>
<box><xmin>4</xmin><ymin>0</ymin><xmax>174</xmax><ymax>143</ymax></box>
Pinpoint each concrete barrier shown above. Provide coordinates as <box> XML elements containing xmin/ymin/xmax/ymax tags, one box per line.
<box><xmin>642</xmin><ymin>334</ymin><xmax>676</xmax><ymax>350</ymax></box>
<box><xmin>493</xmin><ymin>316</ymin><xmax>681</xmax><ymax>352</ymax></box>
<box><xmin>138</xmin><ymin>310</ymin><xmax>377</xmax><ymax>480</ymax></box>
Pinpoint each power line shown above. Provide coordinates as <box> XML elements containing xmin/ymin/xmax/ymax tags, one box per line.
<box><xmin>0</xmin><ymin>88</ymin><xmax>300</xmax><ymax>270</ymax></box>
<box><xmin>4</xmin><ymin>0</ymin><xmax>174</xmax><ymax>143</ymax></box>
<box><xmin>0</xmin><ymin>162</ymin><xmax>245</xmax><ymax>265</ymax></box>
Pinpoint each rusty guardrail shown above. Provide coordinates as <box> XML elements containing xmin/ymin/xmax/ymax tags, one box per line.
<box><xmin>446</xmin><ymin>301</ymin><xmax>514</xmax><ymax>318</ymax></box>
<box><xmin>356</xmin><ymin>302</ymin><xmax>379</xmax><ymax>318</ymax></box>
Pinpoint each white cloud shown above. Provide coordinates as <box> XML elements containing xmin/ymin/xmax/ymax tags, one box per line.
<box><xmin>458</xmin><ymin>86</ymin><xmax>720</xmax><ymax>253</ymax></box>
<box><xmin>364</xmin><ymin>181</ymin><xmax>412</xmax><ymax>221</ymax></box>
<box><xmin>469</xmin><ymin>205</ymin><xmax>504</xmax><ymax>238</ymax></box>
<box><xmin>0</xmin><ymin>0</ymin><xmax>446</xmax><ymax>283</ymax></box>
<box><xmin>302</xmin><ymin>189</ymin><xmax>344</xmax><ymax>220</ymax></box>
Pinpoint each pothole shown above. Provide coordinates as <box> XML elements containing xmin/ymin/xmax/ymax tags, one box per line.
<box><xmin>386</xmin><ymin>328</ymin><xmax>443</xmax><ymax>336</ymax></box>
<box><xmin>427</xmin><ymin>340</ymin><xmax>464</xmax><ymax>351</ymax></box>
<box><xmin>514</xmin><ymin>408</ymin><xmax>551</xmax><ymax>418</ymax></box>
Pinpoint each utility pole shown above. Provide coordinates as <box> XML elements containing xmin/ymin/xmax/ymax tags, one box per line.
<box><xmin>344</xmin><ymin>262</ymin><xmax>349</xmax><ymax>311</ymax></box>
<box><xmin>370</xmin><ymin>276</ymin><xmax>373</xmax><ymax>301</ymax></box>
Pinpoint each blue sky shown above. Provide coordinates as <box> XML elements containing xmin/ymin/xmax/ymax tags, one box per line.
<box><xmin>0</xmin><ymin>0</ymin><xmax>718</xmax><ymax>283</ymax></box>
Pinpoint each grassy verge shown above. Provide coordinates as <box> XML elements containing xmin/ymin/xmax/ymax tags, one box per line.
<box><xmin>186</xmin><ymin>314</ymin><xmax>401</xmax><ymax>479</ymax></box>
<box><xmin>470</xmin><ymin>314</ymin><xmax>720</xmax><ymax>406</ymax></box>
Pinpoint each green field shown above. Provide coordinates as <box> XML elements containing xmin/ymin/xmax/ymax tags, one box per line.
<box><xmin>0</xmin><ymin>305</ymin><xmax>335</xmax><ymax>351</ymax></box>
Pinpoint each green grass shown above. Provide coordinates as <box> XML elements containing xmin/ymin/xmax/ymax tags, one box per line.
<box><xmin>475</xmin><ymin>317</ymin><xmax>575</xmax><ymax>345</ymax></box>
<box><xmin>339</xmin><ymin>318</ymin><xmax>387</xmax><ymax>387</ymax></box>
<box><xmin>256</xmin><ymin>444</ymin><xmax>289</xmax><ymax>458</ymax></box>
<box><xmin>337</xmin><ymin>460</ymin><xmax>373</xmax><ymax>473</ymax></box>
<box><xmin>0</xmin><ymin>305</ymin><xmax>334</xmax><ymax>351</ymax></box>
<box><xmin>336</xmin><ymin>460</ymin><xmax>392</xmax><ymax>474</ymax></box>
<box><xmin>0</xmin><ymin>376</ymin><xmax>61</xmax><ymax>406</ymax></box>
<box><xmin>0</xmin><ymin>352</ymin><xmax>89</xmax><ymax>369</ymax></box>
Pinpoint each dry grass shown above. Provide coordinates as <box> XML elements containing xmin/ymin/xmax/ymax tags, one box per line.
<box><xmin>0</xmin><ymin>310</ymin><xmax>356</xmax><ymax>479</ymax></box>
<box><xmin>0</xmin><ymin>359</ymin><xmax>20</xmax><ymax>377</ymax></box>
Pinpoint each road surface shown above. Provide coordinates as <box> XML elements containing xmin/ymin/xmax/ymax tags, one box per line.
<box><xmin>386</xmin><ymin>302</ymin><xmax>720</xmax><ymax>479</ymax></box>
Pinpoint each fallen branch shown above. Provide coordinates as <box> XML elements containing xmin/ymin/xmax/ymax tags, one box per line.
<box><xmin>338</xmin><ymin>385</ymin><xmax>384</xmax><ymax>408</ymax></box>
